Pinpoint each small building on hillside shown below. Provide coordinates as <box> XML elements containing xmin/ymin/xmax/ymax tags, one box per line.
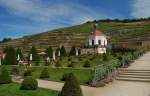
<box><xmin>81</xmin><ymin>24</ymin><xmax>108</xmax><ymax>54</ymax></box>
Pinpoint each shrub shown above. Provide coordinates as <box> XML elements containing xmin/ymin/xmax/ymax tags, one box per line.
<box><xmin>11</xmin><ymin>66</ymin><xmax>19</xmax><ymax>75</ymax></box>
<box><xmin>61</xmin><ymin>73</ymin><xmax>70</xmax><ymax>81</ymax></box>
<box><xmin>23</xmin><ymin>69</ymin><xmax>32</xmax><ymax>77</ymax></box>
<box><xmin>68</xmin><ymin>62</ymin><xmax>76</xmax><ymax>68</ymax></box>
<box><xmin>20</xmin><ymin>76</ymin><xmax>38</xmax><ymax>90</ymax></box>
<box><xmin>55</xmin><ymin>60</ymin><xmax>61</xmax><ymax>67</ymax></box>
<box><xmin>83</xmin><ymin>60</ymin><xmax>91</xmax><ymax>67</ymax></box>
<box><xmin>59</xmin><ymin>73</ymin><xmax>83</xmax><ymax>96</ymax></box>
<box><xmin>0</xmin><ymin>67</ymin><xmax>12</xmax><ymax>84</ymax></box>
<box><xmin>40</xmin><ymin>68</ymin><xmax>50</xmax><ymax>79</ymax></box>
<box><xmin>68</xmin><ymin>57</ymin><xmax>72</xmax><ymax>61</ymax></box>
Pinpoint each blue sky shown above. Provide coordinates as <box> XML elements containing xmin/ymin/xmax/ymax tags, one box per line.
<box><xmin>0</xmin><ymin>0</ymin><xmax>150</xmax><ymax>40</ymax></box>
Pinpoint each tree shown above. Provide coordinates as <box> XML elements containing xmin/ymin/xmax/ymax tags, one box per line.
<box><xmin>3</xmin><ymin>47</ymin><xmax>17</xmax><ymax>65</ymax></box>
<box><xmin>69</xmin><ymin>46</ymin><xmax>76</xmax><ymax>56</ymax></box>
<box><xmin>59</xmin><ymin>73</ymin><xmax>83</xmax><ymax>96</ymax></box>
<box><xmin>103</xmin><ymin>53</ymin><xmax>109</xmax><ymax>61</ymax></box>
<box><xmin>68</xmin><ymin>61</ymin><xmax>76</xmax><ymax>68</ymax></box>
<box><xmin>0</xmin><ymin>67</ymin><xmax>12</xmax><ymax>84</ymax></box>
<box><xmin>20</xmin><ymin>76</ymin><xmax>38</xmax><ymax>90</ymax></box>
<box><xmin>55</xmin><ymin>60</ymin><xmax>61</xmax><ymax>67</ymax></box>
<box><xmin>28</xmin><ymin>46</ymin><xmax>40</xmax><ymax>64</ymax></box>
<box><xmin>23</xmin><ymin>69</ymin><xmax>32</xmax><ymax>77</ymax></box>
<box><xmin>1</xmin><ymin>38</ymin><xmax>11</xmax><ymax>43</ymax></box>
<box><xmin>45</xmin><ymin>47</ymin><xmax>53</xmax><ymax>58</ymax></box>
<box><xmin>60</xmin><ymin>46</ymin><xmax>67</xmax><ymax>57</ymax></box>
<box><xmin>40</xmin><ymin>68</ymin><xmax>50</xmax><ymax>79</ymax></box>
<box><xmin>83</xmin><ymin>60</ymin><xmax>91</xmax><ymax>67</ymax></box>
<box><xmin>11</xmin><ymin>66</ymin><xmax>20</xmax><ymax>75</ymax></box>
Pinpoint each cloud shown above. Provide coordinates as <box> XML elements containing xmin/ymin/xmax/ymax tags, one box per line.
<box><xmin>131</xmin><ymin>0</ymin><xmax>150</xmax><ymax>18</ymax></box>
<box><xmin>0</xmin><ymin>0</ymin><xmax>104</xmax><ymax>25</ymax></box>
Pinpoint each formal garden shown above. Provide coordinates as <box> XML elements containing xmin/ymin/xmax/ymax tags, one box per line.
<box><xmin>0</xmin><ymin>46</ymin><xmax>146</xmax><ymax>85</ymax></box>
<box><xmin>0</xmin><ymin>45</ymin><xmax>147</xmax><ymax>96</ymax></box>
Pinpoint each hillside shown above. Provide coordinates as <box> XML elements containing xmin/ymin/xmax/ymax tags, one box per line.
<box><xmin>0</xmin><ymin>20</ymin><xmax>150</xmax><ymax>51</ymax></box>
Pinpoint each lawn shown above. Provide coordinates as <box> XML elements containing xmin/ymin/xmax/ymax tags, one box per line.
<box><xmin>31</xmin><ymin>67</ymin><xmax>92</xmax><ymax>84</ymax></box>
<box><xmin>0</xmin><ymin>83</ymin><xmax>58</xmax><ymax>96</ymax></box>
<box><xmin>4</xmin><ymin>66</ymin><xmax>93</xmax><ymax>85</ymax></box>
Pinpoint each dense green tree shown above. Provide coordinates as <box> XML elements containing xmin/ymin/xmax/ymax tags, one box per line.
<box><xmin>69</xmin><ymin>46</ymin><xmax>76</xmax><ymax>56</ymax></box>
<box><xmin>60</xmin><ymin>46</ymin><xmax>67</xmax><ymax>57</ymax></box>
<box><xmin>23</xmin><ymin>69</ymin><xmax>32</xmax><ymax>77</ymax></box>
<box><xmin>20</xmin><ymin>76</ymin><xmax>38</xmax><ymax>90</ymax></box>
<box><xmin>40</xmin><ymin>68</ymin><xmax>50</xmax><ymax>79</ymax></box>
<box><xmin>55</xmin><ymin>60</ymin><xmax>61</xmax><ymax>67</ymax></box>
<box><xmin>3</xmin><ymin>47</ymin><xmax>17</xmax><ymax>65</ymax></box>
<box><xmin>11</xmin><ymin>66</ymin><xmax>20</xmax><ymax>75</ymax></box>
<box><xmin>83</xmin><ymin>60</ymin><xmax>91</xmax><ymax>67</ymax></box>
<box><xmin>59</xmin><ymin>73</ymin><xmax>83</xmax><ymax>96</ymax></box>
<box><xmin>45</xmin><ymin>47</ymin><xmax>53</xmax><ymax>58</ymax></box>
<box><xmin>1</xmin><ymin>38</ymin><xmax>11</xmax><ymax>43</ymax></box>
<box><xmin>28</xmin><ymin>46</ymin><xmax>40</xmax><ymax>64</ymax></box>
<box><xmin>0</xmin><ymin>67</ymin><xmax>12</xmax><ymax>84</ymax></box>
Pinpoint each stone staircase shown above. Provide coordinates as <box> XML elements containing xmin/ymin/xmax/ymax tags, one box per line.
<box><xmin>116</xmin><ymin>69</ymin><xmax>150</xmax><ymax>82</ymax></box>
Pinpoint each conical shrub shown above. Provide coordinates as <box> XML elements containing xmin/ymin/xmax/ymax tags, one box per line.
<box><xmin>20</xmin><ymin>76</ymin><xmax>38</xmax><ymax>90</ymax></box>
<box><xmin>40</xmin><ymin>68</ymin><xmax>50</xmax><ymax>79</ymax></box>
<box><xmin>59</xmin><ymin>73</ymin><xmax>83</xmax><ymax>96</ymax></box>
<box><xmin>0</xmin><ymin>67</ymin><xmax>12</xmax><ymax>84</ymax></box>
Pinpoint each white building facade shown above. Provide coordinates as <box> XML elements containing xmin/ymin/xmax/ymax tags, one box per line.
<box><xmin>88</xmin><ymin>28</ymin><xmax>107</xmax><ymax>54</ymax></box>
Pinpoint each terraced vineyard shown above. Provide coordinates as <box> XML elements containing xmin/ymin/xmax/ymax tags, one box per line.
<box><xmin>1</xmin><ymin>20</ymin><xmax>150</xmax><ymax>51</ymax></box>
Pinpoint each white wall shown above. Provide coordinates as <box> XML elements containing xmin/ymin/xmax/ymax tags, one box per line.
<box><xmin>89</xmin><ymin>35</ymin><xmax>107</xmax><ymax>46</ymax></box>
<box><xmin>98</xmin><ymin>48</ymin><xmax>106</xmax><ymax>54</ymax></box>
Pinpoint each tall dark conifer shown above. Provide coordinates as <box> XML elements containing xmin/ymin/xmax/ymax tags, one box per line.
<box><xmin>3</xmin><ymin>47</ymin><xmax>17</xmax><ymax>65</ymax></box>
<box><xmin>60</xmin><ymin>46</ymin><xmax>67</xmax><ymax>57</ymax></box>
<box><xmin>29</xmin><ymin>46</ymin><xmax>40</xmax><ymax>64</ymax></box>
<box><xmin>45</xmin><ymin>47</ymin><xmax>53</xmax><ymax>58</ymax></box>
<box><xmin>69</xmin><ymin>46</ymin><xmax>76</xmax><ymax>56</ymax></box>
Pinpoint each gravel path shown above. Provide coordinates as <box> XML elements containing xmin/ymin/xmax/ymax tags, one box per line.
<box><xmin>14</xmin><ymin>52</ymin><xmax>150</xmax><ymax>96</ymax></box>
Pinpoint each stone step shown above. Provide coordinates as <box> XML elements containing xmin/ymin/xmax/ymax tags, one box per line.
<box><xmin>118</xmin><ymin>75</ymin><xmax>150</xmax><ymax>79</ymax></box>
<box><xmin>116</xmin><ymin>77</ymin><xmax>150</xmax><ymax>82</ymax></box>
<box><xmin>119</xmin><ymin>73</ymin><xmax>150</xmax><ymax>76</ymax></box>
<box><xmin>119</xmin><ymin>71</ymin><xmax>150</xmax><ymax>74</ymax></box>
<box><xmin>119</xmin><ymin>69</ymin><xmax>150</xmax><ymax>72</ymax></box>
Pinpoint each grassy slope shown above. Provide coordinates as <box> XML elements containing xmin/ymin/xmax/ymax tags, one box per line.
<box><xmin>0</xmin><ymin>83</ymin><xmax>58</xmax><ymax>96</ymax></box>
<box><xmin>1</xmin><ymin>20</ymin><xmax>150</xmax><ymax>50</ymax></box>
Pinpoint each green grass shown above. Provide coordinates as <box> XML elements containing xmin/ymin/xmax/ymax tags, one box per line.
<box><xmin>32</xmin><ymin>67</ymin><xmax>92</xmax><ymax>84</ymax></box>
<box><xmin>4</xmin><ymin>66</ymin><xmax>92</xmax><ymax>85</ymax></box>
<box><xmin>0</xmin><ymin>83</ymin><xmax>58</xmax><ymax>96</ymax></box>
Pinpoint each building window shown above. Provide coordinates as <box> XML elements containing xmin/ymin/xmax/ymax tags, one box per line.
<box><xmin>98</xmin><ymin>40</ymin><xmax>101</xmax><ymax>45</ymax></box>
<box><xmin>92</xmin><ymin>40</ymin><xmax>94</xmax><ymax>46</ymax></box>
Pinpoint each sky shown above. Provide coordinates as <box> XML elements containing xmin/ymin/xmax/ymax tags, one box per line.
<box><xmin>0</xmin><ymin>0</ymin><xmax>150</xmax><ymax>40</ymax></box>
